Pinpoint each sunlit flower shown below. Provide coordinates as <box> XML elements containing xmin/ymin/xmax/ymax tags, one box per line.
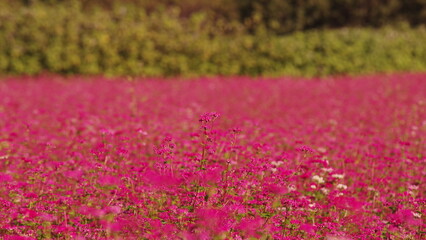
<box><xmin>332</xmin><ymin>174</ymin><xmax>344</xmax><ymax>179</ymax></box>
<box><xmin>271</xmin><ymin>161</ymin><xmax>284</xmax><ymax>167</ymax></box>
<box><xmin>312</xmin><ymin>175</ymin><xmax>325</xmax><ymax>184</ymax></box>
<box><xmin>288</xmin><ymin>184</ymin><xmax>297</xmax><ymax>192</ymax></box>
<box><xmin>317</xmin><ymin>147</ymin><xmax>327</xmax><ymax>153</ymax></box>
<box><xmin>321</xmin><ymin>188</ymin><xmax>330</xmax><ymax>195</ymax></box>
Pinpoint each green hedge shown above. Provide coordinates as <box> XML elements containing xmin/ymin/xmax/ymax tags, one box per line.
<box><xmin>0</xmin><ymin>2</ymin><xmax>426</xmax><ymax>77</ymax></box>
<box><xmin>237</xmin><ymin>0</ymin><xmax>426</xmax><ymax>34</ymax></box>
<box><xmin>12</xmin><ymin>0</ymin><xmax>426</xmax><ymax>33</ymax></box>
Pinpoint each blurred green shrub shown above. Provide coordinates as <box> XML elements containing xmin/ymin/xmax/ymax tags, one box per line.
<box><xmin>238</xmin><ymin>0</ymin><xmax>426</xmax><ymax>34</ymax></box>
<box><xmin>0</xmin><ymin>2</ymin><xmax>425</xmax><ymax>77</ymax></box>
<box><xmin>11</xmin><ymin>0</ymin><xmax>426</xmax><ymax>34</ymax></box>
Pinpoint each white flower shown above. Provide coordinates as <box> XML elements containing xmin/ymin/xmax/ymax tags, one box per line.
<box><xmin>138</xmin><ymin>130</ymin><xmax>148</xmax><ymax>135</ymax></box>
<box><xmin>310</xmin><ymin>184</ymin><xmax>317</xmax><ymax>189</ymax></box>
<box><xmin>322</xmin><ymin>167</ymin><xmax>333</xmax><ymax>173</ymax></box>
<box><xmin>312</xmin><ymin>175</ymin><xmax>325</xmax><ymax>184</ymax></box>
<box><xmin>332</xmin><ymin>174</ymin><xmax>344</xmax><ymax>179</ymax></box>
<box><xmin>321</xmin><ymin>188</ymin><xmax>329</xmax><ymax>195</ymax></box>
<box><xmin>413</xmin><ymin>212</ymin><xmax>421</xmax><ymax>218</ymax></box>
<box><xmin>287</xmin><ymin>184</ymin><xmax>296</xmax><ymax>192</ymax></box>
<box><xmin>317</xmin><ymin>147</ymin><xmax>327</xmax><ymax>153</ymax></box>
<box><xmin>271</xmin><ymin>168</ymin><xmax>278</xmax><ymax>173</ymax></box>
<box><xmin>336</xmin><ymin>184</ymin><xmax>348</xmax><ymax>190</ymax></box>
<box><xmin>271</xmin><ymin>161</ymin><xmax>284</xmax><ymax>167</ymax></box>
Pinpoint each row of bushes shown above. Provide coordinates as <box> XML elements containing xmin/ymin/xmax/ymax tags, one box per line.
<box><xmin>11</xmin><ymin>0</ymin><xmax>426</xmax><ymax>34</ymax></box>
<box><xmin>1</xmin><ymin>3</ymin><xmax>426</xmax><ymax>77</ymax></box>
<box><xmin>238</xmin><ymin>0</ymin><xmax>426</xmax><ymax>34</ymax></box>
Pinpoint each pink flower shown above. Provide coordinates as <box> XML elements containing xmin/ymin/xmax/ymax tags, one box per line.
<box><xmin>299</xmin><ymin>223</ymin><xmax>316</xmax><ymax>234</ymax></box>
<box><xmin>98</xmin><ymin>175</ymin><xmax>121</xmax><ymax>186</ymax></box>
<box><xmin>199</xmin><ymin>112</ymin><xmax>220</xmax><ymax>124</ymax></box>
<box><xmin>235</xmin><ymin>217</ymin><xmax>264</xmax><ymax>238</ymax></box>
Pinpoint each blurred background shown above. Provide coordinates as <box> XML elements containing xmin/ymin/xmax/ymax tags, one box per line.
<box><xmin>0</xmin><ymin>0</ymin><xmax>425</xmax><ymax>77</ymax></box>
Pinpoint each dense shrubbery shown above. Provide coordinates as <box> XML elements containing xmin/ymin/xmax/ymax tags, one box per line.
<box><xmin>237</xmin><ymin>0</ymin><xmax>426</xmax><ymax>34</ymax></box>
<box><xmin>0</xmin><ymin>2</ymin><xmax>426</xmax><ymax>77</ymax></box>
<box><xmin>13</xmin><ymin>0</ymin><xmax>426</xmax><ymax>33</ymax></box>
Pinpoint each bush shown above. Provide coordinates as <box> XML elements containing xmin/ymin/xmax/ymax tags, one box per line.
<box><xmin>0</xmin><ymin>2</ymin><xmax>426</xmax><ymax>77</ymax></box>
<box><xmin>10</xmin><ymin>0</ymin><xmax>426</xmax><ymax>34</ymax></box>
<box><xmin>238</xmin><ymin>0</ymin><xmax>426</xmax><ymax>34</ymax></box>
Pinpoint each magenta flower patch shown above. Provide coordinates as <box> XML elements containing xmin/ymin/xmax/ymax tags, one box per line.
<box><xmin>0</xmin><ymin>73</ymin><xmax>425</xmax><ymax>239</ymax></box>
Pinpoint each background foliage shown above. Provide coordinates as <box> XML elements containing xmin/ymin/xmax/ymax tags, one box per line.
<box><xmin>0</xmin><ymin>1</ymin><xmax>425</xmax><ymax>77</ymax></box>
<box><xmin>14</xmin><ymin>0</ymin><xmax>426</xmax><ymax>33</ymax></box>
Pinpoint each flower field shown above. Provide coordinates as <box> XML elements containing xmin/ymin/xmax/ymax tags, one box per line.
<box><xmin>0</xmin><ymin>74</ymin><xmax>425</xmax><ymax>239</ymax></box>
